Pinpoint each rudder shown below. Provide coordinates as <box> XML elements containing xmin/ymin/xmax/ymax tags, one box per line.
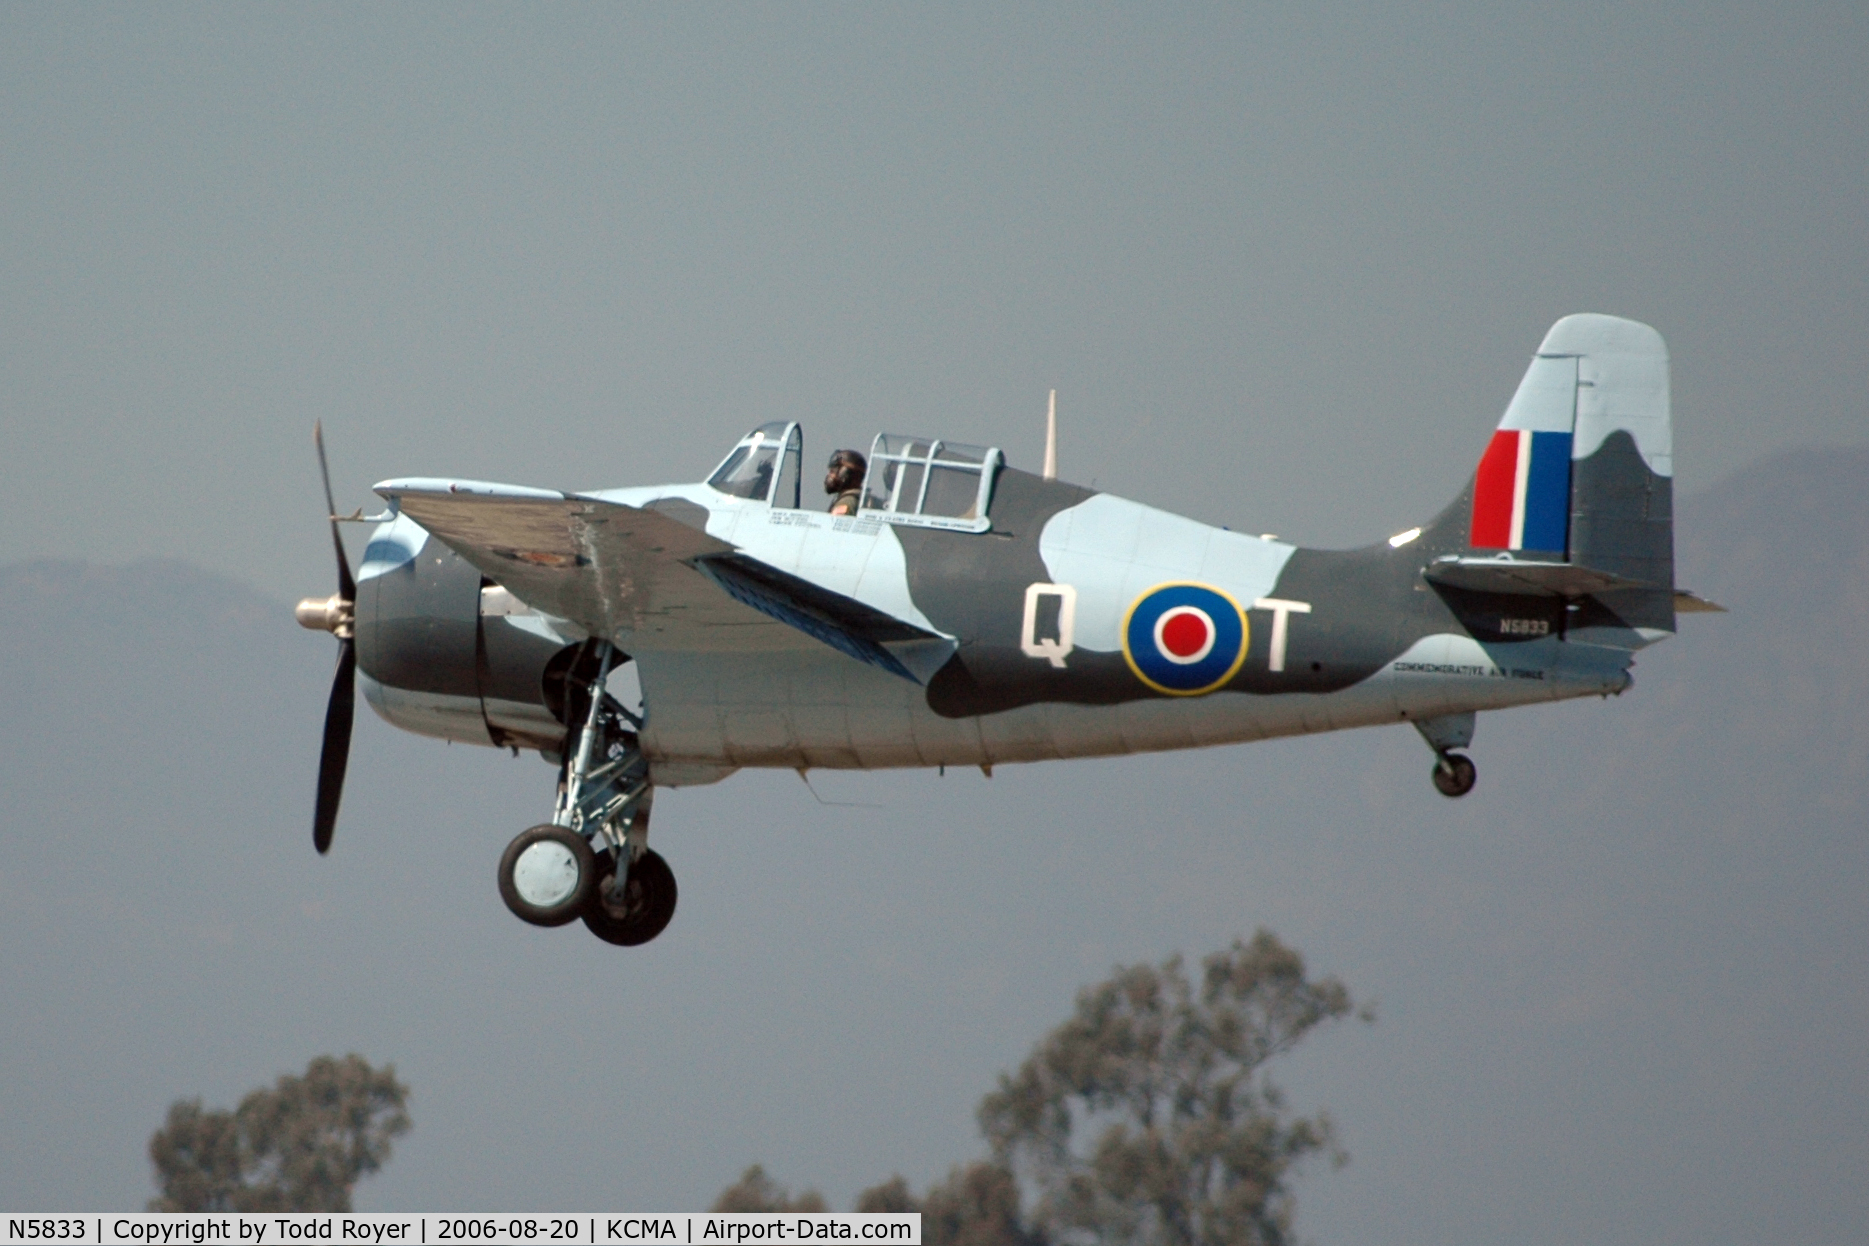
<box><xmin>1559</xmin><ymin>315</ymin><xmax>1673</xmax><ymax>600</ymax></box>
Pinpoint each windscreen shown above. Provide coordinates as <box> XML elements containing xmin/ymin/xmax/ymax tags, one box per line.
<box><xmin>708</xmin><ymin>422</ymin><xmax>800</xmax><ymax>503</ymax></box>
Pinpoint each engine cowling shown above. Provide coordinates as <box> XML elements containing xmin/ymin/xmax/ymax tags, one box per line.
<box><xmin>354</xmin><ymin>515</ymin><xmax>572</xmax><ymax>751</ymax></box>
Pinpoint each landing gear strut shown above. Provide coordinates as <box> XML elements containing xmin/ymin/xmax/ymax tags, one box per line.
<box><xmin>495</xmin><ymin>640</ymin><xmax>677</xmax><ymax>944</ymax></box>
<box><xmin>1414</xmin><ymin>711</ymin><xmax>1478</xmax><ymax>799</ymax></box>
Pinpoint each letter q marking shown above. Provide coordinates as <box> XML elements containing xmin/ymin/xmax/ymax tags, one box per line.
<box><xmin>1021</xmin><ymin>582</ymin><xmax>1078</xmax><ymax>668</ymax></box>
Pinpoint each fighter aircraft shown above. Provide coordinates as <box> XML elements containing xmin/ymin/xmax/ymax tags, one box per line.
<box><xmin>297</xmin><ymin>313</ymin><xmax>1718</xmax><ymax>946</ymax></box>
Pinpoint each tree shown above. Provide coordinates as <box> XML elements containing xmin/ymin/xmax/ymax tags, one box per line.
<box><xmin>148</xmin><ymin>1054</ymin><xmax>411</xmax><ymax>1211</ymax></box>
<box><xmin>710</xmin><ymin>1165</ymin><xmax>828</xmax><ymax>1213</ymax></box>
<box><xmin>717</xmin><ymin>931</ymin><xmax>1357</xmax><ymax>1245</ymax></box>
<box><xmin>853</xmin><ymin>1175</ymin><xmax>921</xmax><ymax>1214</ymax></box>
<box><xmin>919</xmin><ymin>1163</ymin><xmax>1047</xmax><ymax>1246</ymax></box>
<box><xmin>855</xmin><ymin>1165</ymin><xmax>1043</xmax><ymax>1246</ymax></box>
<box><xmin>977</xmin><ymin>930</ymin><xmax>1362</xmax><ymax>1246</ymax></box>
<box><xmin>146</xmin><ymin>1100</ymin><xmax>246</xmax><ymax>1213</ymax></box>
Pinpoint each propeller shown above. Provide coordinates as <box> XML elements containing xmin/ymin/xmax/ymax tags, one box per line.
<box><xmin>297</xmin><ymin>421</ymin><xmax>358</xmax><ymax>855</ymax></box>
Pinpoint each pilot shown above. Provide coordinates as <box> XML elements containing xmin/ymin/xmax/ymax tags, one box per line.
<box><xmin>825</xmin><ymin>449</ymin><xmax>866</xmax><ymax>515</ymax></box>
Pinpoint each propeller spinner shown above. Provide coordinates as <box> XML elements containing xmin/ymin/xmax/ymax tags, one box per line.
<box><xmin>296</xmin><ymin>421</ymin><xmax>358</xmax><ymax>855</ymax></box>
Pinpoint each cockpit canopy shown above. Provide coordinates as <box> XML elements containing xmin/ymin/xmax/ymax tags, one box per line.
<box><xmin>708</xmin><ymin>423</ymin><xmax>1002</xmax><ymax>532</ymax></box>
<box><xmin>861</xmin><ymin>435</ymin><xmax>1000</xmax><ymax>522</ymax></box>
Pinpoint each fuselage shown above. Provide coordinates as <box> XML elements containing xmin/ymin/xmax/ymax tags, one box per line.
<box><xmin>298</xmin><ymin>314</ymin><xmax>1687</xmax><ymax>946</ymax></box>
<box><xmin>352</xmin><ymin>463</ymin><xmax>1651</xmax><ymax>787</ymax></box>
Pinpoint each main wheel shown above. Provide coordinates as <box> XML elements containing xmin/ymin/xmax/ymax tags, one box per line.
<box><xmin>1432</xmin><ymin>752</ymin><xmax>1477</xmax><ymax>798</ymax></box>
<box><xmin>498</xmin><ymin>825</ymin><xmax>597</xmax><ymax>927</ymax></box>
<box><xmin>583</xmin><ymin>847</ymin><xmax>678</xmax><ymax>946</ymax></box>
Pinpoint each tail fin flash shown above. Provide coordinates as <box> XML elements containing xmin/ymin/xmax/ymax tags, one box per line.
<box><xmin>1445</xmin><ymin>314</ymin><xmax>1675</xmax><ymax>636</ymax></box>
<box><xmin>1471</xmin><ymin>355</ymin><xmax>1578</xmax><ymax>554</ymax></box>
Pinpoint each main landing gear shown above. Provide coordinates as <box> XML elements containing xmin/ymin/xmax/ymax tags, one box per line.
<box><xmin>1414</xmin><ymin>711</ymin><xmax>1478</xmax><ymax>799</ymax></box>
<box><xmin>1431</xmin><ymin>752</ymin><xmax>1477</xmax><ymax>798</ymax></box>
<box><xmin>496</xmin><ymin>642</ymin><xmax>677</xmax><ymax>946</ymax></box>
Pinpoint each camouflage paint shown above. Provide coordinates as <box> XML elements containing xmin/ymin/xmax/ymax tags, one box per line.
<box><xmin>349</xmin><ymin>314</ymin><xmax>1678</xmax><ymax>786</ymax></box>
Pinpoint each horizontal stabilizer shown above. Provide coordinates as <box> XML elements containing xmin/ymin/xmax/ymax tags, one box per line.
<box><xmin>1424</xmin><ymin>555</ymin><xmax>1655</xmax><ymax>597</ymax></box>
<box><xmin>1672</xmin><ymin>590</ymin><xmax>1726</xmax><ymax>614</ymax></box>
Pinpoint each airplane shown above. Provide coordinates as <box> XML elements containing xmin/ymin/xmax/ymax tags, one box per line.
<box><xmin>297</xmin><ymin>313</ymin><xmax>1719</xmax><ymax>947</ymax></box>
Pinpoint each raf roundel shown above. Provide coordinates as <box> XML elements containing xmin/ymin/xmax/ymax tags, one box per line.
<box><xmin>1122</xmin><ymin>583</ymin><xmax>1250</xmax><ymax>696</ymax></box>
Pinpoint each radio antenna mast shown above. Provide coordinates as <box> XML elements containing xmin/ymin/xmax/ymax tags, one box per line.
<box><xmin>1042</xmin><ymin>389</ymin><xmax>1058</xmax><ymax>481</ymax></box>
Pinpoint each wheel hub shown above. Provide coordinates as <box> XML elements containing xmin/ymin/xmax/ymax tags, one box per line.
<box><xmin>511</xmin><ymin>839</ymin><xmax>582</xmax><ymax>907</ymax></box>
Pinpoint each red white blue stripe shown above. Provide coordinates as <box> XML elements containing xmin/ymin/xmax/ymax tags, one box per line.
<box><xmin>1470</xmin><ymin>429</ymin><xmax>1572</xmax><ymax>553</ymax></box>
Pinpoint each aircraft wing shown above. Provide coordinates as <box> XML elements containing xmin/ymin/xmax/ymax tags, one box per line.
<box><xmin>695</xmin><ymin>552</ymin><xmax>956</xmax><ymax>682</ymax></box>
<box><xmin>375</xmin><ymin>480</ymin><xmax>952</xmax><ymax>681</ymax></box>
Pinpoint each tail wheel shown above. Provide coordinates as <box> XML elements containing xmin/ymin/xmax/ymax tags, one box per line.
<box><xmin>498</xmin><ymin>825</ymin><xmax>597</xmax><ymax>926</ymax></box>
<box><xmin>1432</xmin><ymin>752</ymin><xmax>1477</xmax><ymax>798</ymax></box>
<box><xmin>583</xmin><ymin>848</ymin><xmax>678</xmax><ymax>946</ymax></box>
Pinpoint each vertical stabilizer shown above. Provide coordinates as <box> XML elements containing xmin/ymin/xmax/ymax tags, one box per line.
<box><xmin>1460</xmin><ymin>314</ymin><xmax>1675</xmax><ymax>636</ymax></box>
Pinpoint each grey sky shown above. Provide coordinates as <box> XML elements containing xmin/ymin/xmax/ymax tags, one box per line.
<box><xmin>3</xmin><ymin>5</ymin><xmax>1864</xmax><ymax>597</ymax></box>
<box><xmin>3</xmin><ymin>455</ymin><xmax>1866</xmax><ymax>1239</ymax></box>
<box><xmin>2</xmin><ymin>5</ymin><xmax>1866</xmax><ymax>1240</ymax></box>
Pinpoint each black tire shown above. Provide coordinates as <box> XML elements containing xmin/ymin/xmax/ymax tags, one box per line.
<box><xmin>498</xmin><ymin>824</ymin><xmax>597</xmax><ymax>927</ymax></box>
<box><xmin>1432</xmin><ymin>752</ymin><xmax>1477</xmax><ymax>798</ymax></box>
<box><xmin>582</xmin><ymin>847</ymin><xmax>678</xmax><ymax>946</ymax></box>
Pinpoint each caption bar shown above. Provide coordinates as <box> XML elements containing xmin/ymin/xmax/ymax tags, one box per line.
<box><xmin>3</xmin><ymin>1219</ymin><xmax>919</xmax><ymax>1246</ymax></box>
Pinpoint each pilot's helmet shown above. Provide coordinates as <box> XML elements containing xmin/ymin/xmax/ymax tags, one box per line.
<box><xmin>825</xmin><ymin>450</ymin><xmax>867</xmax><ymax>493</ymax></box>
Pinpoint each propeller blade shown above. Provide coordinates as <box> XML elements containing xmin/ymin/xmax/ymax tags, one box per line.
<box><xmin>313</xmin><ymin>639</ymin><xmax>356</xmax><ymax>855</ymax></box>
<box><xmin>314</xmin><ymin>420</ymin><xmax>356</xmax><ymax>602</ymax></box>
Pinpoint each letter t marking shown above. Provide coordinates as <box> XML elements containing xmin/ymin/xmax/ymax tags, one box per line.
<box><xmin>1252</xmin><ymin>597</ymin><xmax>1313</xmax><ymax>672</ymax></box>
